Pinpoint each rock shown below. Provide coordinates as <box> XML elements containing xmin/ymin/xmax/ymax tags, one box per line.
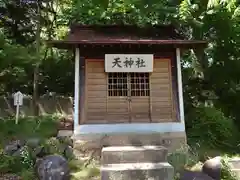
<box><xmin>58</xmin><ymin>117</ymin><xmax>73</xmax><ymax>130</ymax></box>
<box><xmin>36</xmin><ymin>155</ymin><xmax>70</xmax><ymax>180</ymax></box>
<box><xmin>4</xmin><ymin>140</ymin><xmax>23</xmax><ymax>155</ymax></box>
<box><xmin>26</xmin><ymin>138</ymin><xmax>41</xmax><ymax>148</ymax></box>
<box><xmin>180</xmin><ymin>170</ymin><xmax>215</xmax><ymax>180</ymax></box>
<box><xmin>202</xmin><ymin>156</ymin><xmax>222</xmax><ymax>180</ymax></box>
<box><xmin>4</xmin><ymin>144</ymin><xmax>19</xmax><ymax>155</ymax></box>
<box><xmin>64</xmin><ymin>145</ymin><xmax>74</xmax><ymax>159</ymax></box>
<box><xmin>33</xmin><ymin>146</ymin><xmax>47</xmax><ymax>158</ymax></box>
<box><xmin>58</xmin><ymin>142</ymin><xmax>71</xmax><ymax>154</ymax></box>
<box><xmin>12</xmin><ymin>146</ymin><xmax>26</xmax><ymax>157</ymax></box>
<box><xmin>57</xmin><ymin>136</ymin><xmax>73</xmax><ymax>147</ymax></box>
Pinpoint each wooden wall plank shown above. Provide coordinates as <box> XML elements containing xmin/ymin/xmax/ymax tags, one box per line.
<box><xmin>150</xmin><ymin>59</ymin><xmax>177</xmax><ymax>122</ymax></box>
<box><xmin>85</xmin><ymin>59</ymin><xmax>107</xmax><ymax>123</ymax></box>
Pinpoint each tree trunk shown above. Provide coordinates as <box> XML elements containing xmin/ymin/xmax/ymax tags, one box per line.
<box><xmin>33</xmin><ymin>1</ymin><xmax>41</xmax><ymax>116</ymax></box>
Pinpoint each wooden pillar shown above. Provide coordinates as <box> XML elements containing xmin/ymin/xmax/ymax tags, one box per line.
<box><xmin>79</xmin><ymin>57</ymin><xmax>85</xmax><ymax>124</ymax></box>
<box><xmin>176</xmin><ymin>48</ymin><xmax>185</xmax><ymax>125</ymax></box>
<box><xmin>74</xmin><ymin>48</ymin><xmax>80</xmax><ymax>132</ymax></box>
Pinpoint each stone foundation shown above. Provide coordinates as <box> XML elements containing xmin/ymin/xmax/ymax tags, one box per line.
<box><xmin>73</xmin><ymin>131</ymin><xmax>187</xmax><ymax>153</ymax></box>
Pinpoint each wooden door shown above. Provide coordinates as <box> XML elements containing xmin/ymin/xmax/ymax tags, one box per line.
<box><xmin>129</xmin><ymin>73</ymin><xmax>151</xmax><ymax>122</ymax></box>
<box><xmin>107</xmin><ymin>72</ymin><xmax>130</xmax><ymax>123</ymax></box>
<box><xmin>107</xmin><ymin>72</ymin><xmax>151</xmax><ymax>123</ymax></box>
<box><xmin>86</xmin><ymin>60</ymin><xmax>151</xmax><ymax>124</ymax></box>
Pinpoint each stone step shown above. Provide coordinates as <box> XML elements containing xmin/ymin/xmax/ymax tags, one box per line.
<box><xmin>227</xmin><ymin>158</ymin><xmax>240</xmax><ymax>178</ymax></box>
<box><xmin>231</xmin><ymin>169</ymin><xmax>240</xmax><ymax>177</ymax></box>
<box><xmin>228</xmin><ymin>158</ymin><xmax>240</xmax><ymax>169</ymax></box>
<box><xmin>101</xmin><ymin>146</ymin><xmax>168</xmax><ymax>164</ymax></box>
<box><xmin>101</xmin><ymin>162</ymin><xmax>174</xmax><ymax>180</ymax></box>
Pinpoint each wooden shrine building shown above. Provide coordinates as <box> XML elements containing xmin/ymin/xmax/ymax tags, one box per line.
<box><xmin>48</xmin><ymin>25</ymin><xmax>207</xmax><ymax>150</ymax></box>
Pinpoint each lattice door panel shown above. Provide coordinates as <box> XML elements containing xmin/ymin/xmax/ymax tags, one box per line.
<box><xmin>129</xmin><ymin>73</ymin><xmax>151</xmax><ymax>122</ymax></box>
<box><xmin>107</xmin><ymin>73</ymin><xmax>130</xmax><ymax>123</ymax></box>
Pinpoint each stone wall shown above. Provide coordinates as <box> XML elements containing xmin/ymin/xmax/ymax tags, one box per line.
<box><xmin>0</xmin><ymin>96</ymin><xmax>73</xmax><ymax>118</ymax></box>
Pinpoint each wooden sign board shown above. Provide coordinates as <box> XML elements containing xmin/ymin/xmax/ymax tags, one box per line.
<box><xmin>13</xmin><ymin>91</ymin><xmax>23</xmax><ymax>106</ymax></box>
<box><xmin>13</xmin><ymin>91</ymin><xmax>23</xmax><ymax>124</ymax></box>
<box><xmin>105</xmin><ymin>54</ymin><xmax>153</xmax><ymax>72</ymax></box>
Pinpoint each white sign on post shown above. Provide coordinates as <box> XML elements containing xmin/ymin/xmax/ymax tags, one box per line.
<box><xmin>105</xmin><ymin>54</ymin><xmax>153</xmax><ymax>72</ymax></box>
<box><xmin>13</xmin><ymin>91</ymin><xmax>23</xmax><ymax>124</ymax></box>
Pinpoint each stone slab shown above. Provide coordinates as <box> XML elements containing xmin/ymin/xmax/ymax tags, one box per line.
<box><xmin>231</xmin><ymin>169</ymin><xmax>240</xmax><ymax>177</ymax></box>
<box><xmin>228</xmin><ymin>158</ymin><xmax>240</xmax><ymax>178</ymax></box>
<box><xmin>58</xmin><ymin>130</ymin><xmax>73</xmax><ymax>137</ymax></box>
<box><xmin>228</xmin><ymin>158</ymin><xmax>240</xmax><ymax>169</ymax></box>
<box><xmin>101</xmin><ymin>162</ymin><xmax>174</xmax><ymax>180</ymax></box>
<box><xmin>102</xmin><ymin>146</ymin><xmax>168</xmax><ymax>164</ymax></box>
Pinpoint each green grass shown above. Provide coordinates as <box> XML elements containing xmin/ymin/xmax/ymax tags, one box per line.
<box><xmin>69</xmin><ymin>159</ymin><xmax>100</xmax><ymax>180</ymax></box>
<box><xmin>0</xmin><ymin>115</ymin><xmax>59</xmax><ymax>144</ymax></box>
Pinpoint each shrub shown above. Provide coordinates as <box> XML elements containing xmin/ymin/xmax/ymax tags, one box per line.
<box><xmin>168</xmin><ymin>144</ymin><xmax>200</xmax><ymax>172</ymax></box>
<box><xmin>185</xmin><ymin>105</ymin><xmax>238</xmax><ymax>151</ymax></box>
<box><xmin>42</xmin><ymin>137</ymin><xmax>65</xmax><ymax>156</ymax></box>
<box><xmin>0</xmin><ymin>147</ymin><xmax>34</xmax><ymax>174</ymax></box>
